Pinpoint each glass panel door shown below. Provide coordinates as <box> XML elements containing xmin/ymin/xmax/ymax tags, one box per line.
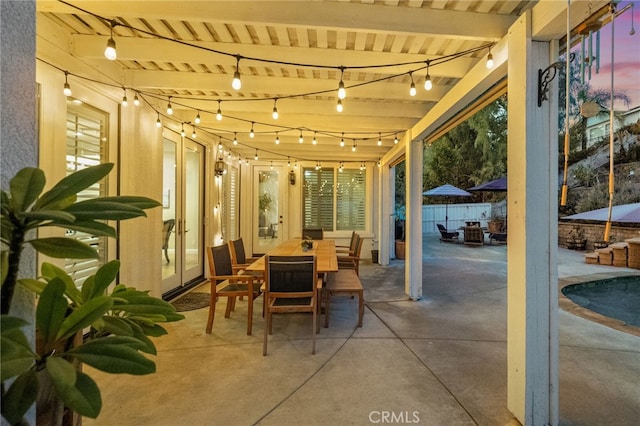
<box><xmin>253</xmin><ymin>165</ymin><xmax>286</xmax><ymax>254</ymax></box>
<box><xmin>182</xmin><ymin>139</ymin><xmax>204</xmax><ymax>282</ymax></box>
<box><xmin>161</xmin><ymin>136</ymin><xmax>204</xmax><ymax>294</ymax></box>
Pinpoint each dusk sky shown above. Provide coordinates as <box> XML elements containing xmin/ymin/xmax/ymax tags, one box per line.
<box><xmin>584</xmin><ymin>1</ymin><xmax>640</xmax><ymax>109</ymax></box>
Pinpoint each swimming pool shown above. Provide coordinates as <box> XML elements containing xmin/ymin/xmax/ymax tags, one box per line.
<box><xmin>561</xmin><ymin>275</ymin><xmax>640</xmax><ymax>327</ymax></box>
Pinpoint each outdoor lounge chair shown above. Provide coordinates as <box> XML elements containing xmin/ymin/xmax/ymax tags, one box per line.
<box><xmin>437</xmin><ymin>224</ymin><xmax>459</xmax><ymax>243</ymax></box>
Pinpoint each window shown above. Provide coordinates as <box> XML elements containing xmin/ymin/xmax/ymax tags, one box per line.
<box><xmin>336</xmin><ymin>169</ymin><xmax>366</xmax><ymax>230</ymax></box>
<box><xmin>64</xmin><ymin>100</ymin><xmax>109</xmax><ymax>285</ymax></box>
<box><xmin>303</xmin><ymin>167</ymin><xmax>366</xmax><ymax>231</ymax></box>
<box><xmin>222</xmin><ymin>164</ymin><xmax>239</xmax><ymax>241</ymax></box>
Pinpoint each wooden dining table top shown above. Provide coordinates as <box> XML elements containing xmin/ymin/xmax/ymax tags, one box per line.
<box><xmin>245</xmin><ymin>239</ymin><xmax>338</xmax><ymax>273</ymax></box>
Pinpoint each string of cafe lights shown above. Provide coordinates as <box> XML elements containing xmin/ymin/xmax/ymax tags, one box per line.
<box><xmin>58</xmin><ymin>1</ymin><xmax>495</xmax><ymax>111</ymax></box>
<box><xmin>49</xmin><ymin>2</ymin><xmax>496</xmax><ymax>166</ymax></box>
<box><xmin>45</xmin><ymin>58</ymin><xmax>382</xmax><ymax>168</ymax></box>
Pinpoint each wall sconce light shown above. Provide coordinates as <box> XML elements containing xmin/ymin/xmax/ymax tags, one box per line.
<box><xmin>289</xmin><ymin>170</ymin><xmax>296</xmax><ymax>185</ymax></box>
<box><xmin>214</xmin><ymin>159</ymin><xmax>225</xmax><ymax>177</ymax></box>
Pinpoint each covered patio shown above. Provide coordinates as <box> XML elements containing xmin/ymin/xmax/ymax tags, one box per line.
<box><xmin>2</xmin><ymin>1</ymin><xmax>631</xmax><ymax>424</ymax></box>
<box><xmin>83</xmin><ymin>237</ymin><xmax>639</xmax><ymax>425</ymax></box>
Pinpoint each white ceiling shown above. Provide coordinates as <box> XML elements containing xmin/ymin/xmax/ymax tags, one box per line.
<box><xmin>37</xmin><ymin>0</ymin><xmax>539</xmax><ymax>164</ymax></box>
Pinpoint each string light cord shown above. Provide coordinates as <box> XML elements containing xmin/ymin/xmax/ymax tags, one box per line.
<box><xmin>139</xmin><ymin>92</ymin><xmax>397</xmax><ymax>165</ymax></box>
<box><xmin>58</xmin><ymin>0</ymin><xmax>493</xmax><ymax>73</ymax></box>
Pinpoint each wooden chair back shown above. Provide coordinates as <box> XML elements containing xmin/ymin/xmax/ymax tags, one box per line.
<box><xmin>302</xmin><ymin>228</ymin><xmax>324</xmax><ymax>240</ymax></box>
<box><xmin>229</xmin><ymin>238</ymin><xmax>248</xmax><ymax>264</ymax></box>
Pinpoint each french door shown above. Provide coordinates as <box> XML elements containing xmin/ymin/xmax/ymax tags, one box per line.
<box><xmin>252</xmin><ymin>165</ymin><xmax>287</xmax><ymax>254</ymax></box>
<box><xmin>161</xmin><ymin>135</ymin><xmax>205</xmax><ymax>295</ymax></box>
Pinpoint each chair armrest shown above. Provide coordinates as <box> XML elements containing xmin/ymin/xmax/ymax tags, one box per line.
<box><xmin>210</xmin><ymin>274</ymin><xmax>254</xmax><ymax>283</ymax></box>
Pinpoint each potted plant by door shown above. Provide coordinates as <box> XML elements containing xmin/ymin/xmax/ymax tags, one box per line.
<box><xmin>566</xmin><ymin>226</ymin><xmax>586</xmax><ymax>250</ymax></box>
<box><xmin>1</xmin><ymin>164</ymin><xmax>184</xmax><ymax>425</ymax></box>
<box><xmin>394</xmin><ymin>204</ymin><xmax>406</xmax><ymax>260</ymax></box>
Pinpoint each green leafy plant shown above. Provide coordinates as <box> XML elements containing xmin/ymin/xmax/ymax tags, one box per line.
<box><xmin>394</xmin><ymin>203</ymin><xmax>406</xmax><ymax>241</ymax></box>
<box><xmin>301</xmin><ymin>237</ymin><xmax>313</xmax><ymax>251</ymax></box>
<box><xmin>1</xmin><ymin>164</ymin><xmax>184</xmax><ymax>424</ymax></box>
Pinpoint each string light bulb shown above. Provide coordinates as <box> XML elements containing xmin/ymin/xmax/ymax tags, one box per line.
<box><xmin>104</xmin><ymin>21</ymin><xmax>117</xmax><ymax>60</ymax></box>
<box><xmin>352</xmin><ymin>140</ymin><xmax>357</xmax><ymax>152</ymax></box>
<box><xmin>409</xmin><ymin>72</ymin><xmax>416</xmax><ymax>96</ymax></box>
<box><xmin>216</xmin><ymin>100</ymin><xmax>222</xmax><ymax>120</ymax></box>
<box><xmin>231</xmin><ymin>56</ymin><xmax>242</xmax><ymax>90</ymax></box>
<box><xmin>337</xmin><ymin>67</ymin><xmax>346</xmax><ymax>99</ymax></box>
<box><xmin>299</xmin><ymin>131</ymin><xmax>304</xmax><ymax>144</ymax></box>
<box><xmin>180</xmin><ymin>124</ymin><xmax>186</xmax><ymax>137</ymax></box>
<box><xmin>194</xmin><ymin>111</ymin><xmax>201</xmax><ymax>124</ymax></box>
<box><xmin>121</xmin><ymin>88</ymin><xmax>128</xmax><ymax>107</ymax></box>
<box><xmin>340</xmin><ymin>133</ymin><xmax>345</xmax><ymax>147</ymax></box>
<box><xmin>192</xmin><ymin>127</ymin><xmax>197</xmax><ymax>138</ymax></box>
<box><xmin>254</xmin><ymin>150</ymin><xmax>259</xmax><ymax>161</ymax></box>
<box><xmin>272</xmin><ymin>99</ymin><xmax>279</xmax><ymax>119</ymax></box>
<box><xmin>133</xmin><ymin>93</ymin><xmax>140</xmax><ymax>106</ymax></box>
<box><xmin>233</xmin><ymin>133</ymin><xmax>238</xmax><ymax>145</ymax></box>
<box><xmin>166</xmin><ymin>97</ymin><xmax>173</xmax><ymax>115</ymax></box>
<box><xmin>424</xmin><ymin>61</ymin><xmax>432</xmax><ymax>91</ymax></box>
<box><xmin>287</xmin><ymin>157</ymin><xmax>291</xmax><ymax>168</ymax></box>
<box><xmin>275</xmin><ymin>132</ymin><xmax>280</xmax><ymax>144</ymax></box>
<box><xmin>312</xmin><ymin>132</ymin><xmax>317</xmax><ymax>145</ymax></box>
<box><xmin>394</xmin><ymin>134</ymin><xmax>399</xmax><ymax>144</ymax></box>
<box><xmin>155</xmin><ymin>113</ymin><xmax>161</xmax><ymax>128</ymax></box>
<box><xmin>486</xmin><ymin>46</ymin><xmax>494</xmax><ymax>69</ymax></box>
<box><xmin>377</xmin><ymin>133</ymin><xmax>382</xmax><ymax>146</ymax></box>
<box><xmin>336</xmin><ymin>99</ymin><xmax>343</xmax><ymax>112</ymax></box>
<box><xmin>63</xmin><ymin>72</ymin><xmax>72</xmax><ymax>97</ymax></box>
<box><xmin>294</xmin><ymin>161</ymin><xmax>298</xmax><ymax>169</ymax></box>
<box><xmin>249</xmin><ymin>122</ymin><xmax>255</xmax><ymax>138</ymax></box>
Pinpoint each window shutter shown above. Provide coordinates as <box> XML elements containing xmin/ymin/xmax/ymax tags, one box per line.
<box><xmin>64</xmin><ymin>104</ymin><xmax>108</xmax><ymax>285</ymax></box>
<box><xmin>336</xmin><ymin>169</ymin><xmax>366</xmax><ymax>230</ymax></box>
<box><xmin>302</xmin><ymin>168</ymin><xmax>334</xmax><ymax>230</ymax></box>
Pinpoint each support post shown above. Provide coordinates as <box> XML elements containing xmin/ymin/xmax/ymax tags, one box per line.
<box><xmin>507</xmin><ymin>11</ymin><xmax>559</xmax><ymax>425</ymax></box>
<box><xmin>405</xmin><ymin>129</ymin><xmax>422</xmax><ymax>300</ymax></box>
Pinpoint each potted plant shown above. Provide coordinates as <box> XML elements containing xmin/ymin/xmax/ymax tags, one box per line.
<box><xmin>566</xmin><ymin>226</ymin><xmax>586</xmax><ymax>250</ymax></box>
<box><xmin>488</xmin><ymin>215</ymin><xmax>505</xmax><ymax>234</ymax></box>
<box><xmin>394</xmin><ymin>204</ymin><xmax>406</xmax><ymax>260</ymax></box>
<box><xmin>301</xmin><ymin>237</ymin><xmax>313</xmax><ymax>251</ymax></box>
<box><xmin>1</xmin><ymin>164</ymin><xmax>184</xmax><ymax>425</ymax></box>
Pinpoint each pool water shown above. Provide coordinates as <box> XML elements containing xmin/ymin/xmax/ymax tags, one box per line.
<box><xmin>562</xmin><ymin>275</ymin><xmax>640</xmax><ymax>327</ymax></box>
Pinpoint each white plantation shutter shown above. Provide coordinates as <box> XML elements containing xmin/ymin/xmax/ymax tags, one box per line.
<box><xmin>303</xmin><ymin>167</ymin><xmax>366</xmax><ymax>232</ymax></box>
<box><xmin>302</xmin><ymin>168</ymin><xmax>334</xmax><ymax>230</ymax></box>
<box><xmin>64</xmin><ymin>103</ymin><xmax>108</xmax><ymax>285</ymax></box>
<box><xmin>336</xmin><ymin>169</ymin><xmax>366</xmax><ymax>230</ymax></box>
<box><xmin>222</xmin><ymin>164</ymin><xmax>239</xmax><ymax>241</ymax></box>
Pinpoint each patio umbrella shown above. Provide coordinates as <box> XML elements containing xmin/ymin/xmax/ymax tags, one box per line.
<box><xmin>467</xmin><ymin>176</ymin><xmax>507</xmax><ymax>192</ymax></box>
<box><xmin>423</xmin><ymin>183</ymin><xmax>472</xmax><ymax>230</ymax></box>
<box><xmin>562</xmin><ymin>203</ymin><xmax>640</xmax><ymax>224</ymax></box>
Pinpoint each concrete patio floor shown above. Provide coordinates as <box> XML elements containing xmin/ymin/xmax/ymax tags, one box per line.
<box><xmin>85</xmin><ymin>236</ymin><xmax>639</xmax><ymax>426</ymax></box>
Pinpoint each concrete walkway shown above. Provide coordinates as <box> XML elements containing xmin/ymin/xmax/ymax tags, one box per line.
<box><xmin>85</xmin><ymin>236</ymin><xmax>639</xmax><ymax>426</ymax></box>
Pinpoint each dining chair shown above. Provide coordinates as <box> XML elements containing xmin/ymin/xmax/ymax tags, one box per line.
<box><xmin>263</xmin><ymin>255</ymin><xmax>320</xmax><ymax>356</ymax></box>
<box><xmin>206</xmin><ymin>244</ymin><xmax>262</xmax><ymax>335</ymax></box>
<box><xmin>337</xmin><ymin>234</ymin><xmax>364</xmax><ymax>276</ymax></box>
<box><xmin>228</xmin><ymin>237</ymin><xmax>260</xmax><ymax>274</ymax></box>
<box><xmin>302</xmin><ymin>228</ymin><xmax>324</xmax><ymax>240</ymax></box>
<box><xmin>161</xmin><ymin>219</ymin><xmax>175</xmax><ymax>264</ymax></box>
<box><xmin>336</xmin><ymin>231</ymin><xmax>358</xmax><ymax>255</ymax></box>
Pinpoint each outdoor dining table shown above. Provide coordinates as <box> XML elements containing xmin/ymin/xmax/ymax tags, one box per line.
<box><xmin>245</xmin><ymin>238</ymin><xmax>339</xmax><ymax>274</ymax></box>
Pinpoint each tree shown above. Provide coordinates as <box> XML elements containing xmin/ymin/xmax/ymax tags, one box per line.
<box><xmin>423</xmin><ymin>95</ymin><xmax>507</xmax><ymax>193</ymax></box>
